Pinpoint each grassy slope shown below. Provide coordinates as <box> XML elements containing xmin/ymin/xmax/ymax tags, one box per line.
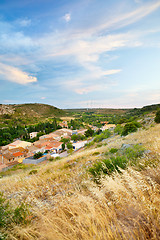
<box><xmin>0</xmin><ymin>124</ymin><xmax>160</xmax><ymax>239</ymax></box>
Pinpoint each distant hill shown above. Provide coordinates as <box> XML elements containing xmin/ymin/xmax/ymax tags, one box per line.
<box><xmin>65</xmin><ymin>103</ymin><xmax>160</xmax><ymax>116</ymax></box>
<box><xmin>127</xmin><ymin>103</ymin><xmax>160</xmax><ymax>116</ymax></box>
<box><xmin>64</xmin><ymin>108</ymin><xmax>129</xmax><ymax>115</ymax></box>
<box><xmin>0</xmin><ymin>103</ymin><xmax>66</xmax><ymax>127</ymax></box>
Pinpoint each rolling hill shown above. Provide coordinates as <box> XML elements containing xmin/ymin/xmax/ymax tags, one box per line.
<box><xmin>0</xmin><ymin>103</ymin><xmax>66</xmax><ymax>127</ymax></box>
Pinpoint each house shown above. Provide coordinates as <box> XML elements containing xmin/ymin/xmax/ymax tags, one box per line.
<box><xmin>27</xmin><ymin>145</ymin><xmax>43</xmax><ymax>155</ymax></box>
<box><xmin>6</xmin><ymin>140</ymin><xmax>32</xmax><ymax>150</ymax></box>
<box><xmin>100</xmin><ymin>124</ymin><xmax>116</xmax><ymax>131</ymax></box>
<box><xmin>59</xmin><ymin>121</ymin><xmax>68</xmax><ymax>128</ymax></box>
<box><xmin>39</xmin><ymin>133</ymin><xmax>61</xmax><ymax>141</ymax></box>
<box><xmin>12</xmin><ymin>152</ymin><xmax>25</xmax><ymax>163</ymax></box>
<box><xmin>77</xmin><ymin>129</ymin><xmax>87</xmax><ymax>135</ymax></box>
<box><xmin>34</xmin><ymin>139</ymin><xmax>63</xmax><ymax>153</ymax></box>
<box><xmin>54</xmin><ymin>128</ymin><xmax>72</xmax><ymax>138</ymax></box>
<box><xmin>47</xmin><ymin>141</ymin><xmax>63</xmax><ymax>153</ymax></box>
<box><xmin>72</xmin><ymin>141</ymin><xmax>87</xmax><ymax>150</ymax></box>
<box><xmin>30</xmin><ymin>132</ymin><xmax>38</xmax><ymax>139</ymax></box>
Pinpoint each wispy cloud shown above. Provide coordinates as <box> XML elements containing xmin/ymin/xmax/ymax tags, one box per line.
<box><xmin>78</xmin><ymin>88</ymin><xmax>160</xmax><ymax>108</ymax></box>
<box><xmin>83</xmin><ymin>0</ymin><xmax>160</xmax><ymax>35</ymax></box>
<box><xmin>0</xmin><ymin>63</ymin><xmax>37</xmax><ymax>84</ymax></box>
<box><xmin>15</xmin><ymin>18</ymin><xmax>31</xmax><ymax>27</ymax></box>
<box><xmin>63</xmin><ymin>13</ymin><xmax>71</xmax><ymax>22</ymax></box>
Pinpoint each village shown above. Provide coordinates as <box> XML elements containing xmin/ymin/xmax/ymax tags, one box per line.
<box><xmin>0</xmin><ymin>121</ymin><xmax>116</xmax><ymax>172</ymax></box>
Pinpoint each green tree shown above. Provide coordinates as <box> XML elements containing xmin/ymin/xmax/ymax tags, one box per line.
<box><xmin>33</xmin><ymin>152</ymin><xmax>43</xmax><ymax>159</ymax></box>
<box><xmin>85</xmin><ymin>128</ymin><xmax>94</xmax><ymax>137</ymax></box>
<box><xmin>121</xmin><ymin>122</ymin><xmax>138</xmax><ymax>136</ymax></box>
<box><xmin>67</xmin><ymin>142</ymin><xmax>73</xmax><ymax>149</ymax></box>
<box><xmin>62</xmin><ymin>143</ymin><xmax>65</xmax><ymax>151</ymax></box>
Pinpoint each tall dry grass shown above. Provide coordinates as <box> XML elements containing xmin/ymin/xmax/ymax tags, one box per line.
<box><xmin>1</xmin><ymin>124</ymin><xmax>160</xmax><ymax>239</ymax></box>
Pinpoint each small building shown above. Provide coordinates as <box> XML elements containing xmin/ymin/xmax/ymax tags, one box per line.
<box><xmin>6</xmin><ymin>140</ymin><xmax>32</xmax><ymax>150</ymax></box>
<box><xmin>30</xmin><ymin>132</ymin><xmax>38</xmax><ymax>139</ymax></box>
<box><xmin>72</xmin><ymin>141</ymin><xmax>87</xmax><ymax>150</ymax></box>
<box><xmin>100</xmin><ymin>124</ymin><xmax>116</xmax><ymax>131</ymax></box>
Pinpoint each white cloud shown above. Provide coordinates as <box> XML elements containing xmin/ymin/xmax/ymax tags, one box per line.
<box><xmin>16</xmin><ymin>18</ymin><xmax>31</xmax><ymax>27</ymax></box>
<box><xmin>0</xmin><ymin>63</ymin><xmax>37</xmax><ymax>84</ymax></box>
<box><xmin>64</xmin><ymin>68</ymin><xmax>120</xmax><ymax>94</ymax></box>
<box><xmin>41</xmin><ymin>97</ymin><xmax>46</xmax><ymax>99</ymax></box>
<box><xmin>84</xmin><ymin>1</ymin><xmax>160</xmax><ymax>35</ymax></box>
<box><xmin>63</xmin><ymin>13</ymin><xmax>71</xmax><ymax>22</ymax></box>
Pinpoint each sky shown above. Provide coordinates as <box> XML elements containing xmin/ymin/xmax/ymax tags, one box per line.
<box><xmin>0</xmin><ymin>0</ymin><xmax>160</xmax><ymax>109</ymax></box>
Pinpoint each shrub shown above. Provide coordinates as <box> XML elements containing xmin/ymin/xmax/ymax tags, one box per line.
<box><xmin>29</xmin><ymin>169</ymin><xmax>38</xmax><ymax>175</ymax></box>
<box><xmin>62</xmin><ymin>143</ymin><xmax>65</xmax><ymax>151</ymax></box>
<box><xmin>114</xmin><ymin>124</ymin><xmax>123</xmax><ymax>135</ymax></box>
<box><xmin>109</xmin><ymin>148</ymin><xmax>118</xmax><ymax>154</ymax></box>
<box><xmin>89</xmin><ymin>156</ymin><xmax>127</xmax><ymax>180</ymax></box>
<box><xmin>13</xmin><ymin>203</ymin><xmax>30</xmax><ymax>225</ymax></box>
<box><xmin>121</xmin><ymin>122</ymin><xmax>138</xmax><ymax>136</ymax></box>
<box><xmin>89</xmin><ymin>144</ymin><xmax>146</xmax><ymax>181</ymax></box>
<box><xmin>86</xmin><ymin>141</ymin><xmax>94</xmax><ymax>148</ymax></box>
<box><xmin>85</xmin><ymin>128</ymin><xmax>94</xmax><ymax>137</ymax></box>
<box><xmin>67</xmin><ymin>142</ymin><xmax>73</xmax><ymax>149</ymax></box>
<box><xmin>92</xmin><ymin>151</ymin><xmax>100</xmax><ymax>156</ymax></box>
<box><xmin>33</xmin><ymin>152</ymin><xmax>43</xmax><ymax>159</ymax></box>
<box><xmin>155</xmin><ymin>110</ymin><xmax>160</xmax><ymax>123</ymax></box>
<box><xmin>94</xmin><ymin>130</ymin><xmax>111</xmax><ymax>142</ymax></box>
<box><xmin>122</xmin><ymin>144</ymin><xmax>145</xmax><ymax>165</ymax></box>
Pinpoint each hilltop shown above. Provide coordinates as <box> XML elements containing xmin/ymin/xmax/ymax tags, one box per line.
<box><xmin>0</xmin><ymin>103</ymin><xmax>66</xmax><ymax>127</ymax></box>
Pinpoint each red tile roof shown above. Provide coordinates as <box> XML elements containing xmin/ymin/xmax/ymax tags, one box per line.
<box><xmin>12</xmin><ymin>152</ymin><xmax>24</xmax><ymax>157</ymax></box>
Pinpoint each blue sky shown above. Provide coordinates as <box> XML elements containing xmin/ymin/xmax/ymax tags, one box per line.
<box><xmin>0</xmin><ymin>0</ymin><xmax>160</xmax><ymax>109</ymax></box>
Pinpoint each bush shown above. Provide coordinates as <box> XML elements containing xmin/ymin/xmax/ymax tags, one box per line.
<box><xmin>92</xmin><ymin>151</ymin><xmax>100</xmax><ymax>156</ymax></box>
<box><xmin>62</xmin><ymin>143</ymin><xmax>65</xmax><ymax>151</ymax></box>
<box><xmin>29</xmin><ymin>169</ymin><xmax>38</xmax><ymax>175</ymax></box>
<box><xmin>122</xmin><ymin>144</ymin><xmax>145</xmax><ymax>164</ymax></box>
<box><xmin>85</xmin><ymin>128</ymin><xmax>94</xmax><ymax>137</ymax></box>
<box><xmin>121</xmin><ymin>122</ymin><xmax>138</xmax><ymax>136</ymax></box>
<box><xmin>67</xmin><ymin>142</ymin><xmax>73</xmax><ymax>149</ymax></box>
<box><xmin>33</xmin><ymin>152</ymin><xmax>43</xmax><ymax>159</ymax></box>
<box><xmin>89</xmin><ymin>144</ymin><xmax>146</xmax><ymax>181</ymax></box>
<box><xmin>155</xmin><ymin>110</ymin><xmax>160</xmax><ymax>123</ymax></box>
<box><xmin>93</xmin><ymin>130</ymin><xmax>111</xmax><ymax>142</ymax></box>
<box><xmin>86</xmin><ymin>141</ymin><xmax>94</xmax><ymax>148</ymax></box>
<box><xmin>89</xmin><ymin>156</ymin><xmax>127</xmax><ymax>179</ymax></box>
<box><xmin>109</xmin><ymin>148</ymin><xmax>118</xmax><ymax>154</ymax></box>
<box><xmin>114</xmin><ymin>124</ymin><xmax>123</xmax><ymax>135</ymax></box>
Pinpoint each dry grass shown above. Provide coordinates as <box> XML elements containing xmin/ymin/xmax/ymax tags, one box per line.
<box><xmin>1</xmin><ymin>124</ymin><xmax>160</xmax><ymax>239</ymax></box>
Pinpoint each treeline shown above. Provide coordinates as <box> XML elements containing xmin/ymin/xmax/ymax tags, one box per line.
<box><xmin>0</xmin><ymin>118</ymin><xmax>60</xmax><ymax>146</ymax></box>
<box><xmin>75</xmin><ymin>112</ymin><xmax>138</xmax><ymax>126</ymax></box>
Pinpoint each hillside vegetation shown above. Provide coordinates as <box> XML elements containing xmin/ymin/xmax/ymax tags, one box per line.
<box><xmin>0</xmin><ymin>121</ymin><xmax>160</xmax><ymax>239</ymax></box>
<box><xmin>0</xmin><ymin>103</ymin><xmax>66</xmax><ymax>127</ymax></box>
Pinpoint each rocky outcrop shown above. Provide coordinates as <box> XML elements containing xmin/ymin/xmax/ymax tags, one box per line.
<box><xmin>0</xmin><ymin>105</ymin><xmax>15</xmax><ymax>115</ymax></box>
